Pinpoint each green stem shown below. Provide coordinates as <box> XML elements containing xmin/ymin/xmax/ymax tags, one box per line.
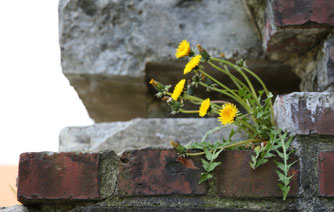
<box><xmin>234</xmin><ymin>121</ymin><xmax>253</xmax><ymax>138</ymax></box>
<box><xmin>179</xmin><ymin>109</ymin><xmax>199</xmax><ymax>114</ymax></box>
<box><xmin>199</xmin><ymin>82</ymin><xmax>257</xmax><ymax>125</ymax></box>
<box><xmin>211</xmin><ymin>100</ymin><xmax>229</xmax><ymax>104</ymax></box>
<box><xmin>237</xmin><ymin>119</ymin><xmax>257</xmax><ymax>135</ymax></box>
<box><xmin>242</xmin><ymin>67</ymin><xmax>275</xmax><ymax>126</ymax></box>
<box><xmin>186</xmin><ymin>139</ymin><xmax>263</xmax><ymax>156</ymax></box>
<box><xmin>166</xmin><ymin>91</ymin><xmax>203</xmax><ymax>103</ymax></box>
<box><xmin>198</xmin><ymin>78</ymin><xmax>253</xmax><ymax>115</ymax></box>
<box><xmin>211</xmin><ymin>57</ymin><xmax>275</xmax><ymax>127</ymax></box>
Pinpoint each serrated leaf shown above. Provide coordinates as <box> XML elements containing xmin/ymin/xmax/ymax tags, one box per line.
<box><xmin>264</xmin><ymin>152</ymin><xmax>275</xmax><ymax>158</ymax></box>
<box><xmin>201</xmin><ymin>159</ymin><xmax>211</xmax><ymax>172</ymax></box>
<box><xmin>286</xmin><ymin>161</ymin><xmax>297</xmax><ymax>172</ymax></box>
<box><xmin>204</xmin><ymin>148</ymin><xmax>213</xmax><ymax>161</ymax></box>
<box><xmin>256</xmin><ymin>158</ymin><xmax>268</xmax><ymax>167</ymax></box>
<box><xmin>199</xmin><ymin>172</ymin><xmax>213</xmax><ymax>184</ymax></box>
<box><xmin>276</xmin><ymin>150</ymin><xmax>285</xmax><ymax>159</ymax></box>
<box><xmin>285</xmin><ymin>136</ymin><xmax>293</xmax><ymax>149</ymax></box>
<box><xmin>212</xmin><ymin>149</ymin><xmax>223</xmax><ymax>160</ymax></box>
<box><xmin>207</xmin><ymin>162</ymin><xmax>222</xmax><ymax>172</ymax></box>
<box><xmin>274</xmin><ymin>160</ymin><xmax>285</xmax><ymax>172</ymax></box>
<box><xmin>276</xmin><ymin>170</ymin><xmax>286</xmax><ymax>183</ymax></box>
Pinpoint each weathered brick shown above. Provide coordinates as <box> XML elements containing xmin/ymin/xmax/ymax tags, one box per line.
<box><xmin>274</xmin><ymin>92</ymin><xmax>334</xmax><ymax>135</ymax></box>
<box><xmin>261</xmin><ymin>0</ymin><xmax>334</xmax><ymax>52</ymax></box>
<box><xmin>272</xmin><ymin>0</ymin><xmax>334</xmax><ymax>26</ymax></box>
<box><xmin>216</xmin><ymin>151</ymin><xmax>299</xmax><ymax>197</ymax></box>
<box><xmin>318</xmin><ymin>152</ymin><xmax>334</xmax><ymax>196</ymax></box>
<box><xmin>17</xmin><ymin>152</ymin><xmax>100</xmax><ymax>204</ymax></box>
<box><xmin>117</xmin><ymin>149</ymin><xmax>207</xmax><ymax>196</ymax></box>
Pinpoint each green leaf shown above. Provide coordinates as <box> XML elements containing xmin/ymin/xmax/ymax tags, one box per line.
<box><xmin>201</xmin><ymin>159</ymin><xmax>211</xmax><ymax>172</ymax></box>
<box><xmin>212</xmin><ymin>148</ymin><xmax>223</xmax><ymax>160</ymax></box>
<box><xmin>207</xmin><ymin>162</ymin><xmax>222</xmax><ymax>172</ymax></box>
<box><xmin>274</xmin><ymin>160</ymin><xmax>285</xmax><ymax>172</ymax></box>
<box><xmin>276</xmin><ymin>150</ymin><xmax>285</xmax><ymax>159</ymax></box>
<box><xmin>276</xmin><ymin>170</ymin><xmax>286</xmax><ymax>183</ymax></box>
<box><xmin>204</xmin><ymin>148</ymin><xmax>213</xmax><ymax>161</ymax></box>
<box><xmin>199</xmin><ymin>172</ymin><xmax>213</xmax><ymax>184</ymax></box>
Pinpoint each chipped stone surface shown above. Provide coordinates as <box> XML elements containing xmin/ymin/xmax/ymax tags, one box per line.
<box><xmin>59</xmin><ymin>0</ymin><xmax>263</xmax><ymax>122</ymax></box>
<box><xmin>117</xmin><ymin>148</ymin><xmax>207</xmax><ymax>196</ymax></box>
<box><xmin>59</xmin><ymin>118</ymin><xmax>247</xmax><ymax>153</ymax></box>
<box><xmin>274</xmin><ymin>92</ymin><xmax>334</xmax><ymax>135</ymax></box>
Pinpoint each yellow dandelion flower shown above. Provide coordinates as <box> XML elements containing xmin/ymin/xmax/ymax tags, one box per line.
<box><xmin>175</xmin><ymin>40</ymin><xmax>191</xmax><ymax>58</ymax></box>
<box><xmin>171</xmin><ymin>79</ymin><xmax>186</xmax><ymax>100</ymax></box>
<box><xmin>199</xmin><ymin>98</ymin><xmax>210</xmax><ymax>117</ymax></box>
<box><xmin>184</xmin><ymin>55</ymin><xmax>201</xmax><ymax>75</ymax></box>
<box><xmin>218</xmin><ymin>103</ymin><xmax>238</xmax><ymax>125</ymax></box>
<box><xmin>170</xmin><ymin>140</ymin><xmax>178</xmax><ymax>148</ymax></box>
<box><xmin>149</xmin><ymin>79</ymin><xmax>158</xmax><ymax>86</ymax></box>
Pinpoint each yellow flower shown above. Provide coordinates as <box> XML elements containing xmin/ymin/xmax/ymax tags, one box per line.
<box><xmin>149</xmin><ymin>79</ymin><xmax>158</xmax><ymax>86</ymax></box>
<box><xmin>199</xmin><ymin>98</ymin><xmax>210</xmax><ymax>117</ymax></box>
<box><xmin>171</xmin><ymin>79</ymin><xmax>186</xmax><ymax>100</ymax></box>
<box><xmin>184</xmin><ymin>55</ymin><xmax>201</xmax><ymax>74</ymax></box>
<box><xmin>218</xmin><ymin>103</ymin><xmax>238</xmax><ymax>125</ymax></box>
<box><xmin>175</xmin><ymin>40</ymin><xmax>191</xmax><ymax>58</ymax></box>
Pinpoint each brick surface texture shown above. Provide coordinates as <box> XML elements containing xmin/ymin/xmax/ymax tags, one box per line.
<box><xmin>17</xmin><ymin>152</ymin><xmax>100</xmax><ymax>204</ymax></box>
<box><xmin>216</xmin><ymin>151</ymin><xmax>299</xmax><ymax>197</ymax></box>
<box><xmin>117</xmin><ymin>149</ymin><xmax>208</xmax><ymax>196</ymax></box>
<box><xmin>318</xmin><ymin>151</ymin><xmax>334</xmax><ymax>196</ymax></box>
<box><xmin>272</xmin><ymin>0</ymin><xmax>334</xmax><ymax>26</ymax></box>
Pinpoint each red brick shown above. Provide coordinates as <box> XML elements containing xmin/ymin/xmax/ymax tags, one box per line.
<box><xmin>318</xmin><ymin>152</ymin><xmax>334</xmax><ymax>196</ymax></box>
<box><xmin>117</xmin><ymin>149</ymin><xmax>207</xmax><ymax>196</ymax></box>
<box><xmin>274</xmin><ymin>92</ymin><xmax>334</xmax><ymax>135</ymax></box>
<box><xmin>216</xmin><ymin>151</ymin><xmax>299</xmax><ymax>197</ymax></box>
<box><xmin>261</xmin><ymin>0</ymin><xmax>334</xmax><ymax>52</ymax></box>
<box><xmin>17</xmin><ymin>152</ymin><xmax>100</xmax><ymax>204</ymax></box>
<box><xmin>272</xmin><ymin>0</ymin><xmax>334</xmax><ymax>26</ymax></box>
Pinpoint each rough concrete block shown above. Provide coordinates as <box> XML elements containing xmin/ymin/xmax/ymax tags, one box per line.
<box><xmin>216</xmin><ymin>151</ymin><xmax>299</xmax><ymax>197</ymax></box>
<box><xmin>117</xmin><ymin>148</ymin><xmax>207</xmax><ymax>196</ymax></box>
<box><xmin>59</xmin><ymin>118</ymin><xmax>247</xmax><ymax>153</ymax></box>
<box><xmin>274</xmin><ymin>92</ymin><xmax>334</xmax><ymax>135</ymax></box>
<box><xmin>59</xmin><ymin>0</ymin><xmax>263</xmax><ymax>122</ymax></box>
<box><xmin>318</xmin><ymin>151</ymin><xmax>334</xmax><ymax>196</ymax></box>
<box><xmin>315</xmin><ymin>35</ymin><xmax>334</xmax><ymax>91</ymax></box>
<box><xmin>17</xmin><ymin>152</ymin><xmax>100</xmax><ymax>204</ymax></box>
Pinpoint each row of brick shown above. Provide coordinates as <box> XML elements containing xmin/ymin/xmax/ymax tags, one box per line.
<box><xmin>246</xmin><ymin>0</ymin><xmax>334</xmax><ymax>53</ymax></box>
<box><xmin>17</xmin><ymin>149</ymin><xmax>334</xmax><ymax>205</ymax></box>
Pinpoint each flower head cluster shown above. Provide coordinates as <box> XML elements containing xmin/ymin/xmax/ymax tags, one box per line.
<box><xmin>171</xmin><ymin>79</ymin><xmax>186</xmax><ymax>100</ymax></box>
<box><xmin>184</xmin><ymin>55</ymin><xmax>201</xmax><ymax>75</ymax></box>
<box><xmin>218</xmin><ymin>103</ymin><xmax>238</xmax><ymax>125</ymax></box>
<box><xmin>199</xmin><ymin>98</ymin><xmax>210</xmax><ymax>117</ymax></box>
<box><xmin>175</xmin><ymin>40</ymin><xmax>191</xmax><ymax>58</ymax></box>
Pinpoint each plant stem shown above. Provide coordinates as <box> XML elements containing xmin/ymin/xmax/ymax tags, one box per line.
<box><xmin>211</xmin><ymin>100</ymin><xmax>229</xmax><ymax>104</ymax></box>
<box><xmin>198</xmin><ymin>81</ymin><xmax>255</xmax><ymax>122</ymax></box>
<box><xmin>179</xmin><ymin>109</ymin><xmax>198</xmax><ymax>114</ymax></box>
<box><xmin>211</xmin><ymin>57</ymin><xmax>275</xmax><ymax>126</ymax></box>
<box><xmin>186</xmin><ymin>139</ymin><xmax>263</xmax><ymax>156</ymax></box>
<box><xmin>210</xmin><ymin>58</ymin><xmax>258</xmax><ymax>101</ymax></box>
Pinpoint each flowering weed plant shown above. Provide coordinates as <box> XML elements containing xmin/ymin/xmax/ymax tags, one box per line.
<box><xmin>150</xmin><ymin>40</ymin><xmax>295</xmax><ymax>200</ymax></box>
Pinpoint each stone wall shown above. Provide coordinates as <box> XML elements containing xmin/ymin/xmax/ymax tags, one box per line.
<box><xmin>59</xmin><ymin>0</ymin><xmax>300</xmax><ymax>122</ymax></box>
<box><xmin>6</xmin><ymin>0</ymin><xmax>334</xmax><ymax>211</ymax></box>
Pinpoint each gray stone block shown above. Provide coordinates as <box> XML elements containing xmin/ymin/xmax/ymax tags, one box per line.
<box><xmin>59</xmin><ymin>118</ymin><xmax>247</xmax><ymax>153</ymax></box>
<box><xmin>59</xmin><ymin>0</ymin><xmax>263</xmax><ymax>122</ymax></box>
